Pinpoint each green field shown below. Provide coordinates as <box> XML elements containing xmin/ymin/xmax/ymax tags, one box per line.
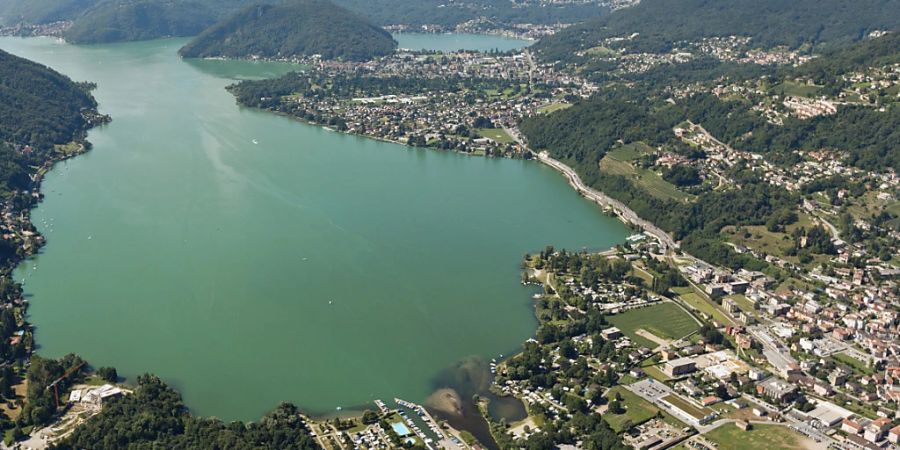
<box><xmin>585</xmin><ymin>45</ymin><xmax>617</xmax><ymax>57</ymax></box>
<box><xmin>721</xmin><ymin>212</ymin><xmax>832</xmax><ymax>269</ymax></box>
<box><xmin>475</xmin><ymin>128</ymin><xmax>515</xmax><ymax>143</ymax></box>
<box><xmin>724</xmin><ymin>294</ymin><xmax>758</xmax><ymax>318</ymax></box>
<box><xmin>662</xmin><ymin>394</ymin><xmax>711</xmax><ymax>420</ymax></box>
<box><xmin>832</xmin><ymin>352</ymin><xmax>874</xmax><ymax>376</ymax></box>
<box><xmin>603</xmin><ymin>387</ymin><xmax>661</xmax><ymax>432</ymax></box>
<box><xmin>847</xmin><ymin>191</ymin><xmax>900</xmax><ymax>222</ymax></box>
<box><xmin>607</xmin><ymin>142</ymin><xmax>654</xmax><ymax>161</ymax></box>
<box><xmin>537</xmin><ymin>103</ymin><xmax>572</xmax><ymax>114</ymax></box>
<box><xmin>778</xmin><ymin>81</ymin><xmax>821</xmax><ymax>98</ymax></box>
<box><xmin>703</xmin><ymin>424</ymin><xmax>808</xmax><ymax>450</ymax></box>
<box><xmin>670</xmin><ymin>286</ymin><xmax>735</xmax><ymax>326</ymax></box>
<box><xmin>608</xmin><ymin>303</ymin><xmax>700</xmax><ymax>347</ymax></box>
<box><xmin>642</xmin><ymin>364</ymin><xmax>673</xmax><ymax>382</ymax></box>
<box><xmin>600</xmin><ymin>145</ymin><xmax>693</xmax><ymax>202</ymax></box>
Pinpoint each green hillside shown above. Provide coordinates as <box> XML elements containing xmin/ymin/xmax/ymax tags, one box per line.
<box><xmin>178</xmin><ymin>0</ymin><xmax>397</xmax><ymax>61</ymax></box>
<box><xmin>332</xmin><ymin>0</ymin><xmax>608</xmax><ymax>28</ymax></box>
<box><xmin>534</xmin><ymin>0</ymin><xmax>900</xmax><ymax>64</ymax></box>
<box><xmin>62</xmin><ymin>0</ymin><xmax>251</xmax><ymax>44</ymax></box>
<box><xmin>0</xmin><ymin>0</ymin><xmax>99</xmax><ymax>26</ymax></box>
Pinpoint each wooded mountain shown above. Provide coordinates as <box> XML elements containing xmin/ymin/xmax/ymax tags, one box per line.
<box><xmin>0</xmin><ymin>49</ymin><xmax>98</xmax><ymax>150</ymax></box>
<box><xmin>0</xmin><ymin>48</ymin><xmax>102</xmax><ymax>238</ymax></box>
<box><xmin>178</xmin><ymin>0</ymin><xmax>397</xmax><ymax>61</ymax></box>
<box><xmin>534</xmin><ymin>0</ymin><xmax>900</xmax><ymax>64</ymax></box>
<box><xmin>331</xmin><ymin>0</ymin><xmax>608</xmax><ymax>28</ymax></box>
<box><xmin>61</xmin><ymin>0</ymin><xmax>252</xmax><ymax>44</ymax></box>
<box><xmin>50</xmin><ymin>375</ymin><xmax>319</xmax><ymax>450</ymax></box>
<box><xmin>0</xmin><ymin>0</ymin><xmax>98</xmax><ymax>26</ymax></box>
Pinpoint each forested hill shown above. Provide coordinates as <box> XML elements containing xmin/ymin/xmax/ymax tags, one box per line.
<box><xmin>51</xmin><ymin>375</ymin><xmax>319</xmax><ymax>450</ymax></box>
<box><xmin>0</xmin><ymin>0</ymin><xmax>98</xmax><ymax>27</ymax></box>
<box><xmin>0</xmin><ymin>49</ymin><xmax>98</xmax><ymax>150</ymax></box>
<box><xmin>533</xmin><ymin>0</ymin><xmax>900</xmax><ymax>63</ymax></box>
<box><xmin>331</xmin><ymin>0</ymin><xmax>608</xmax><ymax>28</ymax></box>
<box><xmin>794</xmin><ymin>32</ymin><xmax>900</xmax><ymax>84</ymax></box>
<box><xmin>0</xmin><ymin>47</ymin><xmax>104</xmax><ymax>269</ymax></box>
<box><xmin>178</xmin><ymin>0</ymin><xmax>397</xmax><ymax>61</ymax></box>
<box><xmin>519</xmin><ymin>31</ymin><xmax>899</xmax><ymax>269</ymax></box>
<box><xmin>61</xmin><ymin>0</ymin><xmax>252</xmax><ymax>44</ymax></box>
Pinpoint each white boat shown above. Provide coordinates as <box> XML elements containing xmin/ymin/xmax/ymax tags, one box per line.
<box><xmin>252</xmin><ymin>139</ymin><xmax>259</xmax><ymax>145</ymax></box>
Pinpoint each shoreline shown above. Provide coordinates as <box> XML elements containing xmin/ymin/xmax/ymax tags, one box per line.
<box><xmin>8</xmin><ymin>39</ymin><xmax>632</xmax><ymax>442</ymax></box>
<box><xmin>503</xmin><ymin>125</ymin><xmax>677</xmax><ymax>251</ymax></box>
<box><xmin>534</xmin><ymin>151</ymin><xmax>677</xmax><ymax>251</ymax></box>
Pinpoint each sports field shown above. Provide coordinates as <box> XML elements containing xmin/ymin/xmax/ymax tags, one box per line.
<box><xmin>703</xmin><ymin>424</ymin><xmax>809</xmax><ymax>450</ymax></box>
<box><xmin>608</xmin><ymin>303</ymin><xmax>700</xmax><ymax>347</ymax></box>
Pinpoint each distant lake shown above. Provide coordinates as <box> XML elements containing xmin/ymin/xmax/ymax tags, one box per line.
<box><xmin>393</xmin><ymin>32</ymin><xmax>533</xmax><ymax>52</ymax></box>
<box><xmin>3</xmin><ymin>35</ymin><xmax>625</xmax><ymax>422</ymax></box>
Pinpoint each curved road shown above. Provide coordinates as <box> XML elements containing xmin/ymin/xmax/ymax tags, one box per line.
<box><xmin>537</xmin><ymin>150</ymin><xmax>677</xmax><ymax>251</ymax></box>
<box><xmin>505</xmin><ymin>126</ymin><xmax>676</xmax><ymax>250</ymax></box>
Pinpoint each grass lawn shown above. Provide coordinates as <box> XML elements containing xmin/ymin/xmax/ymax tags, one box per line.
<box><xmin>630</xmin><ymin>265</ymin><xmax>656</xmax><ymax>285</ymax></box>
<box><xmin>642</xmin><ymin>365</ymin><xmax>673</xmax><ymax>382</ymax></box>
<box><xmin>704</xmin><ymin>424</ymin><xmax>809</xmax><ymax>450</ymax></box>
<box><xmin>603</xmin><ymin>386</ymin><xmax>661</xmax><ymax>432</ymax></box>
<box><xmin>475</xmin><ymin>128</ymin><xmax>515</xmax><ymax>143</ymax></box>
<box><xmin>847</xmin><ymin>191</ymin><xmax>900</xmax><ymax>221</ymax></box>
<box><xmin>725</xmin><ymin>294</ymin><xmax>757</xmax><ymax>317</ymax></box>
<box><xmin>600</xmin><ymin>155</ymin><xmax>693</xmax><ymax>202</ymax></box>
<box><xmin>607</xmin><ymin>142</ymin><xmax>654</xmax><ymax>161</ymax></box>
<box><xmin>832</xmin><ymin>352</ymin><xmax>874</xmax><ymax>376</ymax></box>
<box><xmin>662</xmin><ymin>394</ymin><xmax>711</xmax><ymax>420</ymax></box>
<box><xmin>608</xmin><ymin>303</ymin><xmax>700</xmax><ymax>346</ymax></box>
<box><xmin>672</xmin><ymin>286</ymin><xmax>734</xmax><ymax>326</ymax></box>
<box><xmin>778</xmin><ymin>81</ymin><xmax>821</xmax><ymax>98</ymax></box>
<box><xmin>537</xmin><ymin>103</ymin><xmax>572</xmax><ymax>114</ymax></box>
<box><xmin>585</xmin><ymin>45</ymin><xmax>617</xmax><ymax>57</ymax></box>
<box><xmin>721</xmin><ymin>212</ymin><xmax>832</xmax><ymax>269</ymax></box>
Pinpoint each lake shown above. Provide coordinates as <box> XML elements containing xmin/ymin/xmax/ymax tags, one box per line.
<box><xmin>392</xmin><ymin>32</ymin><xmax>532</xmax><ymax>52</ymax></box>
<box><xmin>2</xmin><ymin>35</ymin><xmax>626</xmax><ymax>421</ymax></box>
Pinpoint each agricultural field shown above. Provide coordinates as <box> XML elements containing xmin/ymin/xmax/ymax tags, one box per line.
<box><xmin>608</xmin><ymin>302</ymin><xmax>700</xmax><ymax>348</ymax></box>
<box><xmin>702</xmin><ymin>424</ymin><xmax>810</xmax><ymax>450</ymax></box>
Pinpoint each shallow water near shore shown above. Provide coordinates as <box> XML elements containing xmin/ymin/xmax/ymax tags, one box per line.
<box><xmin>3</xmin><ymin>35</ymin><xmax>627</xmax><ymax>421</ymax></box>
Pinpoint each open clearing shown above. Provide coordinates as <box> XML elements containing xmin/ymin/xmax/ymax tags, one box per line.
<box><xmin>600</xmin><ymin>143</ymin><xmax>693</xmax><ymax>202</ymax></box>
<box><xmin>672</xmin><ymin>286</ymin><xmax>735</xmax><ymax>326</ymax></box>
<box><xmin>537</xmin><ymin>103</ymin><xmax>572</xmax><ymax>114</ymax></box>
<box><xmin>777</xmin><ymin>81</ymin><xmax>822</xmax><ymax>98</ymax></box>
<box><xmin>603</xmin><ymin>386</ymin><xmax>662</xmax><ymax>432</ymax></box>
<box><xmin>475</xmin><ymin>128</ymin><xmax>515</xmax><ymax>143</ymax></box>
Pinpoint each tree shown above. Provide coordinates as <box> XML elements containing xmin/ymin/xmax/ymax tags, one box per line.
<box><xmin>607</xmin><ymin>398</ymin><xmax>624</xmax><ymax>414</ymax></box>
<box><xmin>361</xmin><ymin>410</ymin><xmax>379</xmax><ymax>425</ymax></box>
<box><xmin>96</xmin><ymin>367</ymin><xmax>118</xmax><ymax>383</ymax></box>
